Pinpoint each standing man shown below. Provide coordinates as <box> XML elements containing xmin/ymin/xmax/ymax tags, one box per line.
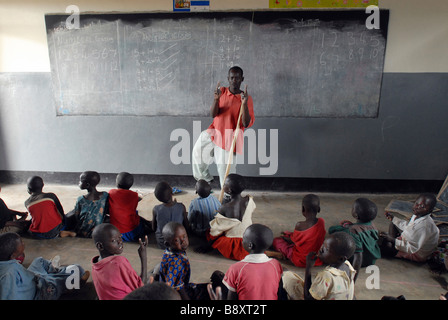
<box><xmin>192</xmin><ymin>66</ymin><xmax>255</xmax><ymax>188</ymax></box>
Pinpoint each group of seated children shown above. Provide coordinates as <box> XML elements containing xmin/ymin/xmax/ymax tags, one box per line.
<box><xmin>0</xmin><ymin>170</ymin><xmax>442</xmax><ymax>300</ymax></box>
<box><xmin>0</xmin><ymin>171</ymin><xmax>152</xmax><ymax>241</ymax></box>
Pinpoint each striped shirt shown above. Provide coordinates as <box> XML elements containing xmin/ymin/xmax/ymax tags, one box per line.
<box><xmin>187</xmin><ymin>195</ymin><xmax>221</xmax><ymax>235</ymax></box>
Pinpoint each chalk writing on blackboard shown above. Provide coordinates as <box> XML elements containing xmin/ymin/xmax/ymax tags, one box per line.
<box><xmin>45</xmin><ymin>11</ymin><xmax>388</xmax><ymax>117</ymax></box>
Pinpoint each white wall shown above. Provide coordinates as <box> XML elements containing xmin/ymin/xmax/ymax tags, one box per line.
<box><xmin>0</xmin><ymin>0</ymin><xmax>447</xmax><ymax>73</ymax></box>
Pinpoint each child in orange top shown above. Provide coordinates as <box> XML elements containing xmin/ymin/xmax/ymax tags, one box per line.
<box><xmin>24</xmin><ymin>176</ymin><xmax>75</xmax><ymax>239</ymax></box>
<box><xmin>271</xmin><ymin>194</ymin><xmax>326</xmax><ymax>267</ymax></box>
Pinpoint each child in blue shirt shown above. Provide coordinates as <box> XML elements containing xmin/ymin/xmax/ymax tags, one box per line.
<box><xmin>158</xmin><ymin>222</ymin><xmax>224</xmax><ymax>300</ymax></box>
<box><xmin>188</xmin><ymin>179</ymin><xmax>221</xmax><ymax>237</ymax></box>
<box><xmin>0</xmin><ymin>232</ymin><xmax>89</xmax><ymax>300</ymax></box>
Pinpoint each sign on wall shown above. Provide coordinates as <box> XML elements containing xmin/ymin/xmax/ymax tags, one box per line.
<box><xmin>173</xmin><ymin>0</ymin><xmax>210</xmax><ymax>12</ymax></box>
<box><xmin>269</xmin><ymin>0</ymin><xmax>378</xmax><ymax>8</ymax></box>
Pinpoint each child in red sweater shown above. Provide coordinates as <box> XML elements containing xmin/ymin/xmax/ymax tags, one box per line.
<box><xmin>108</xmin><ymin>172</ymin><xmax>151</xmax><ymax>242</ymax></box>
<box><xmin>223</xmin><ymin>224</ymin><xmax>283</xmax><ymax>300</ymax></box>
<box><xmin>91</xmin><ymin>223</ymin><xmax>148</xmax><ymax>300</ymax></box>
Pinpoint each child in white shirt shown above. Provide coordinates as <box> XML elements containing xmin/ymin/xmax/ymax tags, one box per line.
<box><xmin>379</xmin><ymin>193</ymin><xmax>439</xmax><ymax>262</ymax></box>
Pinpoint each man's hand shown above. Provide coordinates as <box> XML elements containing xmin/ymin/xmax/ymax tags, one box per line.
<box><xmin>241</xmin><ymin>85</ymin><xmax>248</xmax><ymax>104</ymax></box>
<box><xmin>214</xmin><ymin>81</ymin><xmax>221</xmax><ymax>100</ymax></box>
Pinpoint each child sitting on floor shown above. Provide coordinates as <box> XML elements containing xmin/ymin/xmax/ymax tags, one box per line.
<box><xmin>152</xmin><ymin>181</ymin><xmax>188</xmax><ymax>249</ymax></box>
<box><xmin>24</xmin><ymin>176</ymin><xmax>75</xmax><ymax>239</ymax></box>
<box><xmin>222</xmin><ymin>224</ymin><xmax>283</xmax><ymax>300</ymax></box>
<box><xmin>379</xmin><ymin>193</ymin><xmax>439</xmax><ymax>262</ymax></box>
<box><xmin>304</xmin><ymin>231</ymin><xmax>357</xmax><ymax>300</ymax></box>
<box><xmin>67</xmin><ymin>171</ymin><xmax>109</xmax><ymax>238</ymax></box>
<box><xmin>91</xmin><ymin>223</ymin><xmax>148</xmax><ymax>300</ymax></box>
<box><xmin>158</xmin><ymin>221</ymin><xmax>224</xmax><ymax>300</ymax></box>
<box><xmin>188</xmin><ymin>179</ymin><xmax>221</xmax><ymax>237</ymax></box>
<box><xmin>270</xmin><ymin>194</ymin><xmax>326</xmax><ymax>267</ymax></box>
<box><xmin>108</xmin><ymin>172</ymin><xmax>152</xmax><ymax>242</ymax></box>
<box><xmin>1</xmin><ymin>185</ymin><xmax>29</xmax><ymax>235</ymax></box>
<box><xmin>328</xmin><ymin>198</ymin><xmax>381</xmax><ymax>279</ymax></box>
<box><xmin>198</xmin><ymin>174</ymin><xmax>255</xmax><ymax>261</ymax></box>
<box><xmin>0</xmin><ymin>232</ymin><xmax>89</xmax><ymax>300</ymax></box>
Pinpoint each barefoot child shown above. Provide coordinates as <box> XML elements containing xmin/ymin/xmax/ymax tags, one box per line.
<box><xmin>152</xmin><ymin>181</ymin><xmax>189</xmax><ymax>249</ymax></box>
<box><xmin>0</xmin><ymin>232</ymin><xmax>89</xmax><ymax>300</ymax></box>
<box><xmin>91</xmin><ymin>223</ymin><xmax>148</xmax><ymax>300</ymax></box>
<box><xmin>379</xmin><ymin>193</ymin><xmax>439</xmax><ymax>262</ymax></box>
<box><xmin>1</xmin><ymin>185</ymin><xmax>29</xmax><ymax>235</ymax></box>
<box><xmin>328</xmin><ymin>198</ymin><xmax>381</xmax><ymax>280</ymax></box>
<box><xmin>304</xmin><ymin>232</ymin><xmax>356</xmax><ymax>300</ymax></box>
<box><xmin>270</xmin><ymin>194</ymin><xmax>326</xmax><ymax>267</ymax></box>
<box><xmin>108</xmin><ymin>172</ymin><xmax>152</xmax><ymax>242</ymax></box>
<box><xmin>158</xmin><ymin>221</ymin><xmax>222</xmax><ymax>300</ymax></box>
<box><xmin>24</xmin><ymin>176</ymin><xmax>75</xmax><ymax>239</ymax></box>
<box><xmin>222</xmin><ymin>224</ymin><xmax>283</xmax><ymax>300</ymax></box>
<box><xmin>188</xmin><ymin>179</ymin><xmax>221</xmax><ymax>237</ymax></box>
<box><xmin>202</xmin><ymin>174</ymin><xmax>256</xmax><ymax>261</ymax></box>
<box><xmin>69</xmin><ymin>171</ymin><xmax>109</xmax><ymax>238</ymax></box>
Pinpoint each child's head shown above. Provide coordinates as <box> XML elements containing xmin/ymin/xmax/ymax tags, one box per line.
<box><xmin>302</xmin><ymin>194</ymin><xmax>320</xmax><ymax>215</ymax></box>
<box><xmin>0</xmin><ymin>232</ymin><xmax>25</xmax><ymax>263</ymax></box>
<box><xmin>162</xmin><ymin>222</ymin><xmax>189</xmax><ymax>252</ymax></box>
<box><xmin>242</xmin><ymin>224</ymin><xmax>274</xmax><ymax>254</ymax></box>
<box><xmin>154</xmin><ymin>181</ymin><xmax>172</xmax><ymax>203</ymax></box>
<box><xmin>195</xmin><ymin>179</ymin><xmax>211</xmax><ymax>198</ymax></box>
<box><xmin>352</xmin><ymin>198</ymin><xmax>377</xmax><ymax>223</ymax></box>
<box><xmin>223</xmin><ymin>174</ymin><xmax>245</xmax><ymax>196</ymax></box>
<box><xmin>79</xmin><ymin>171</ymin><xmax>101</xmax><ymax>190</ymax></box>
<box><xmin>116</xmin><ymin>172</ymin><xmax>134</xmax><ymax>190</ymax></box>
<box><xmin>27</xmin><ymin>176</ymin><xmax>44</xmax><ymax>194</ymax></box>
<box><xmin>124</xmin><ymin>282</ymin><xmax>181</xmax><ymax>300</ymax></box>
<box><xmin>413</xmin><ymin>193</ymin><xmax>437</xmax><ymax>217</ymax></box>
<box><xmin>92</xmin><ymin>223</ymin><xmax>123</xmax><ymax>258</ymax></box>
<box><xmin>318</xmin><ymin>232</ymin><xmax>356</xmax><ymax>266</ymax></box>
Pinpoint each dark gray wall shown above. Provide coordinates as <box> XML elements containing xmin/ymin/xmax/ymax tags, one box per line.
<box><xmin>0</xmin><ymin>72</ymin><xmax>447</xmax><ymax>181</ymax></box>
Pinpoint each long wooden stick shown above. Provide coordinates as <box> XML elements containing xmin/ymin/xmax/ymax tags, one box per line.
<box><xmin>219</xmin><ymin>100</ymin><xmax>244</xmax><ymax>203</ymax></box>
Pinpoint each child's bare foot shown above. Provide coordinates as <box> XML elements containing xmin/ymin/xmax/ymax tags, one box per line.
<box><xmin>60</xmin><ymin>230</ymin><xmax>76</xmax><ymax>237</ymax></box>
<box><xmin>265</xmin><ymin>250</ymin><xmax>284</xmax><ymax>260</ymax></box>
<box><xmin>81</xmin><ymin>270</ymin><xmax>90</xmax><ymax>286</ymax></box>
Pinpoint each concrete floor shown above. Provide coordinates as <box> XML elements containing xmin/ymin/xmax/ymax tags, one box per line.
<box><xmin>1</xmin><ymin>182</ymin><xmax>446</xmax><ymax>300</ymax></box>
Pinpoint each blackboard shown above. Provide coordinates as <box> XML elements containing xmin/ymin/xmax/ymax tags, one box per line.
<box><xmin>45</xmin><ymin>10</ymin><xmax>389</xmax><ymax>117</ymax></box>
<box><xmin>385</xmin><ymin>200</ymin><xmax>415</xmax><ymax>219</ymax></box>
